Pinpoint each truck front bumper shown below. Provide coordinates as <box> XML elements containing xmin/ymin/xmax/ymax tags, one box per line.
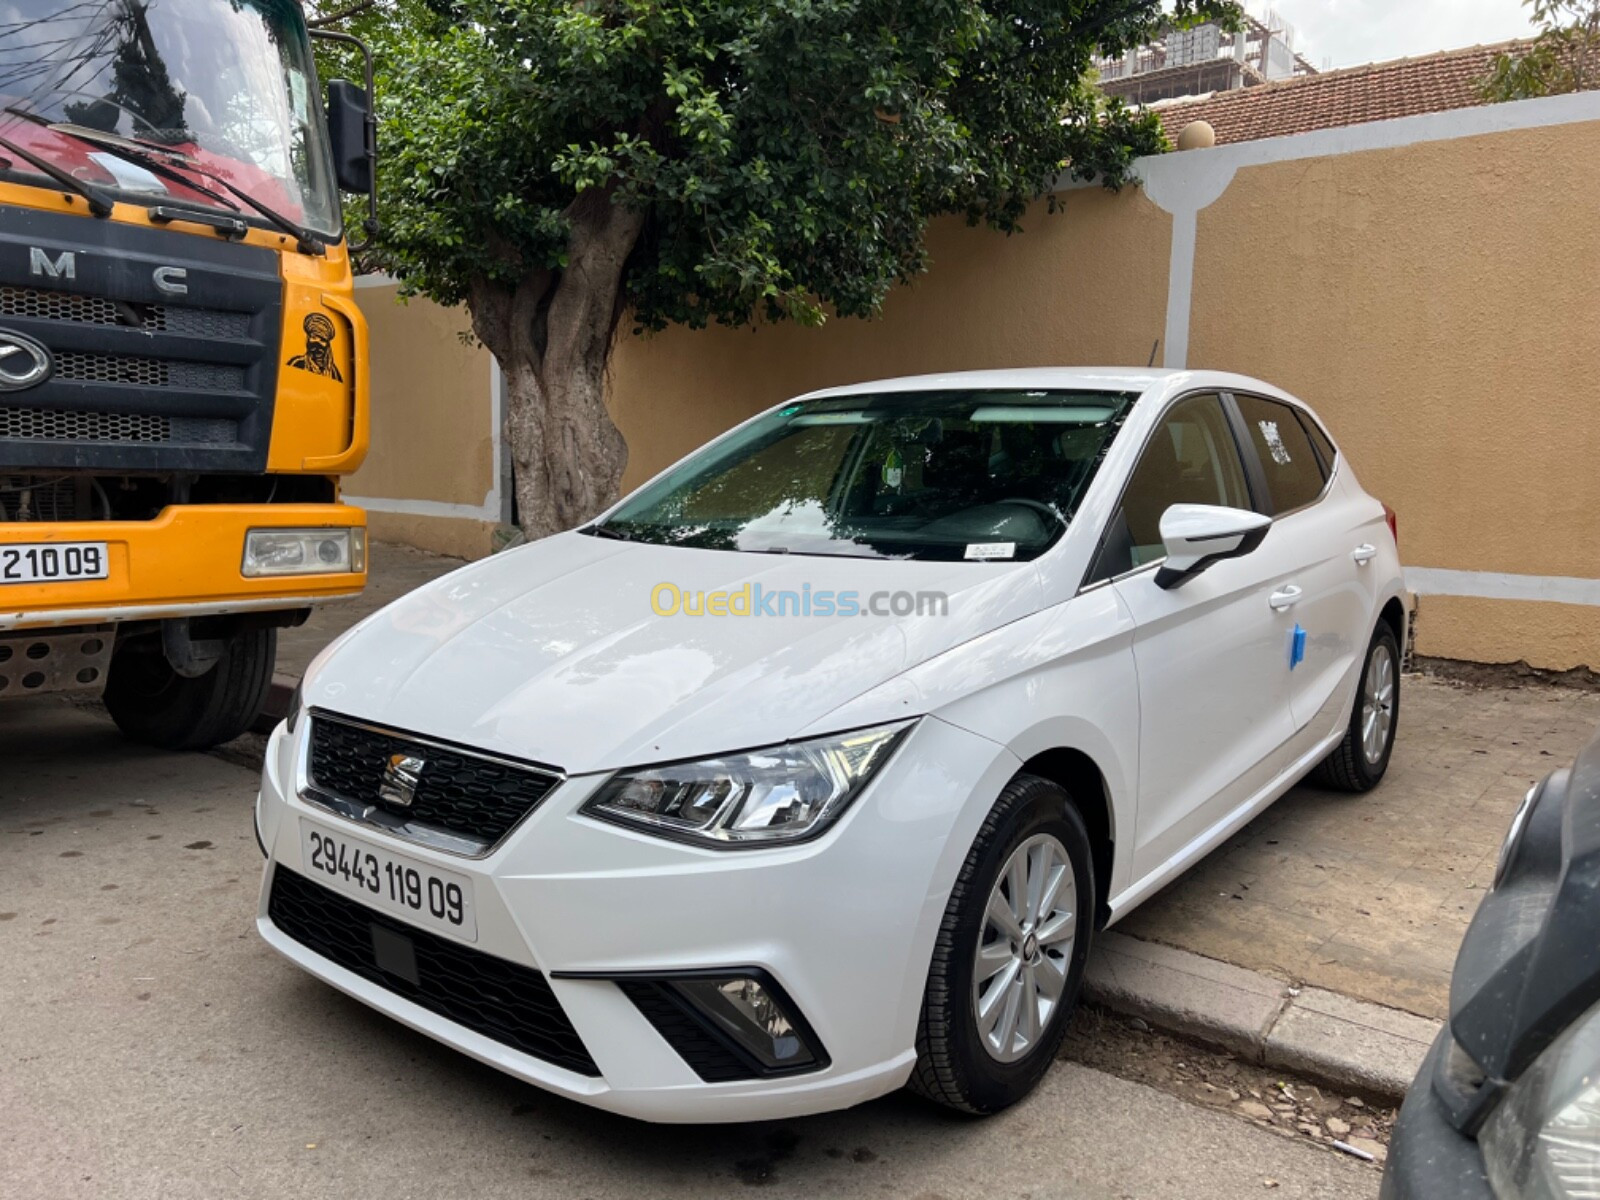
<box><xmin>0</xmin><ymin>503</ymin><xmax>367</xmax><ymax>630</ymax></box>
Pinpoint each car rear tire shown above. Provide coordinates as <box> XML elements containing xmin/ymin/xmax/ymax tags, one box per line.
<box><xmin>105</xmin><ymin>627</ymin><xmax>275</xmax><ymax>751</ymax></box>
<box><xmin>909</xmin><ymin>774</ymin><xmax>1095</xmax><ymax>1114</ymax></box>
<box><xmin>1311</xmin><ymin>622</ymin><xmax>1401</xmax><ymax>793</ymax></box>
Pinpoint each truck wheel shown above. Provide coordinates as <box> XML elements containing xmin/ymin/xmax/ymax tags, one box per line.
<box><xmin>909</xmin><ymin>774</ymin><xmax>1095</xmax><ymax>1115</ymax></box>
<box><xmin>104</xmin><ymin>627</ymin><xmax>276</xmax><ymax>751</ymax></box>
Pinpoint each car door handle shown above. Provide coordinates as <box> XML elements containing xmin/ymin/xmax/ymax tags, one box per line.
<box><xmin>1268</xmin><ymin>585</ymin><xmax>1303</xmax><ymax>611</ymax></box>
<box><xmin>1351</xmin><ymin>543</ymin><xmax>1378</xmax><ymax>565</ymax></box>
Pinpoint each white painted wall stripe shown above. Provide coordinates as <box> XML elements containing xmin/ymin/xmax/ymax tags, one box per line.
<box><xmin>1117</xmin><ymin>89</ymin><xmax>1600</xmax><ymax>370</ymax></box>
<box><xmin>1406</xmin><ymin>568</ymin><xmax>1600</xmax><ymax>608</ymax></box>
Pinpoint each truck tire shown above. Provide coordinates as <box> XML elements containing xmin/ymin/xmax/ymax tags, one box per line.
<box><xmin>104</xmin><ymin>627</ymin><xmax>276</xmax><ymax>751</ymax></box>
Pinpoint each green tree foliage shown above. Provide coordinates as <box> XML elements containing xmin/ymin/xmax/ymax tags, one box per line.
<box><xmin>1482</xmin><ymin>0</ymin><xmax>1600</xmax><ymax>101</ymax></box>
<box><xmin>318</xmin><ymin>0</ymin><xmax>1241</xmax><ymax>535</ymax></box>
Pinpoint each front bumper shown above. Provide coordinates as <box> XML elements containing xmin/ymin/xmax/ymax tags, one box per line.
<box><xmin>0</xmin><ymin>503</ymin><xmax>366</xmax><ymax>630</ymax></box>
<box><xmin>1381</xmin><ymin>1030</ymin><xmax>1494</xmax><ymax>1200</ymax></box>
<box><xmin>254</xmin><ymin>712</ymin><xmax>1021</xmax><ymax>1123</ymax></box>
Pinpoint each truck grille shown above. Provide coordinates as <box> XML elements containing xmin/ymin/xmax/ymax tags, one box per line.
<box><xmin>0</xmin><ymin>407</ymin><xmax>237</xmax><ymax>445</ymax></box>
<box><xmin>0</xmin><ymin>284</ymin><xmax>250</xmax><ymax>338</ymax></box>
<box><xmin>53</xmin><ymin>352</ymin><xmax>245</xmax><ymax>391</ymax></box>
<box><xmin>0</xmin><ymin>202</ymin><xmax>282</xmax><ymax>473</ymax></box>
<box><xmin>307</xmin><ymin>714</ymin><xmax>562</xmax><ymax>853</ymax></box>
<box><xmin>267</xmin><ymin>866</ymin><xmax>600</xmax><ymax>1076</ymax></box>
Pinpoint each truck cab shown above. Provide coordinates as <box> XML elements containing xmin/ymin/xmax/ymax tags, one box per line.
<box><xmin>0</xmin><ymin>0</ymin><xmax>375</xmax><ymax>748</ymax></box>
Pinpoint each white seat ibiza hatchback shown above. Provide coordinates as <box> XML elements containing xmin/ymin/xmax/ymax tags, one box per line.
<box><xmin>256</xmin><ymin>369</ymin><xmax>1408</xmax><ymax>1122</ymax></box>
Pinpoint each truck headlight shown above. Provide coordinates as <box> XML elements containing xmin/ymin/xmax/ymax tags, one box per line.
<box><xmin>243</xmin><ymin>528</ymin><xmax>366</xmax><ymax>577</ymax></box>
<box><xmin>581</xmin><ymin>722</ymin><xmax>912</xmax><ymax>849</ymax></box>
<box><xmin>1481</xmin><ymin>997</ymin><xmax>1600</xmax><ymax>1199</ymax></box>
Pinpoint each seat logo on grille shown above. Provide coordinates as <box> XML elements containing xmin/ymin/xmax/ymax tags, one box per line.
<box><xmin>379</xmin><ymin>753</ymin><xmax>426</xmax><ymax>808</ymax></box>
<box><xmin>0</xmin><ymin>328</ymin><xmax>52</xmax><ymax>393</ymax></box>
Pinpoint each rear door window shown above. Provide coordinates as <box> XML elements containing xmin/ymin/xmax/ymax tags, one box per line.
<box><xmin>1232</xmin><ymin>394</ymin><xmax>1327</xmax><ymax>514</ymax></box>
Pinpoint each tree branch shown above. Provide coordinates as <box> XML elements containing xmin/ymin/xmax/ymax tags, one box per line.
<box><xmin>310</xmin><ymin>0</ymin><xmax>376</xmax><ymax>29</ymax></box>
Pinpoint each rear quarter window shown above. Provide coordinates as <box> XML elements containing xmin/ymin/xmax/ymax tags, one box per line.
<box><xmin>1233</xmin><ymin>394</ymin><xmax>1327</xmax><ymax>513</ymax></box>
<box><xmin>1297</xmin><ymin>411</ymin><xmax>1338</xmax><ymax>475</ymax></box>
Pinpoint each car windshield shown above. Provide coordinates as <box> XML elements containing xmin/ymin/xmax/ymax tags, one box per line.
<box><xmin>593</xmin><ymin>389</ymin><xmax>1137</xmax><ymax>562</ymax></box>
<box><xmin>0</xmin><ymin>0</ymin><xmax>340</xmax><ymax>237</ymax></box>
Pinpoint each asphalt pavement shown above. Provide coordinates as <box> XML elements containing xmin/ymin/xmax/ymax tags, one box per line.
<box><xmin>1</xmin><ymin>697</ymin><xmax>1376</xmax><ymax>1200</ymax></box>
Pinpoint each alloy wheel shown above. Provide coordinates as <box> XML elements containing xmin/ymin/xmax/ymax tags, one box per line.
<box><xmin>971</xmin><ymin>833</ymin><xmax>1077</xmax><ymax>1063</ymax></box>
<box><xmin>1362</xmin><ymin>641</ymin><xmax>1397</xmax><ymax>765</ymax></box>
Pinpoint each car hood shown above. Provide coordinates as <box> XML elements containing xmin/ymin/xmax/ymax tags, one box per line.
<box><xmin>303</xmin><ymin>532</ymin><xmax>1041</xmax><ymax>774</ymax></box>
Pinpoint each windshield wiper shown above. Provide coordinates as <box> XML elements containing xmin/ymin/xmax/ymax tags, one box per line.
<box><xmin>0</xmin><ymin>116</ymin><xmax>114</xmax><ymax>217</ymax></box>
<box><xmin>583</xmin><ymin>524</ymin><xmax>637</xmax><ymax>542</ymax></box>
<box><xmin>4</xmin><ymin>107</ymin><xmax>325</xmax><ymax>254</ymax></box>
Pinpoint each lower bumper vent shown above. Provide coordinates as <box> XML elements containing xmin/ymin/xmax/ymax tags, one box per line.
<box><xmin>267</xmin><ymin>866</ymin><xmax>599</xmax><ymax>1077</ymax></box>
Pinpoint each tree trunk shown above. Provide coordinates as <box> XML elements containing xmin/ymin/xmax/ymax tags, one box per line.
<box><xmin>467</xmin><ymin>189</ymin><xmax>645</xmax><ymax>540</ymax></box>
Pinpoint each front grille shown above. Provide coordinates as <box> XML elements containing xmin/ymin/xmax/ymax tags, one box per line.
<box><xmin>52</xmin><ymin>351</ymin><xmax>245</xmax><ymax>391</ymax></box>
<box><xmin>0</xmin><ymin>407</ymin><xmax>236</xmax><ymax>445</ymax></box>
<box><xmin>267</xmin><ymin>866</ymin><xmax>599</xmax><ymax>1076</ymax></box>
<box><xmin>0</xmin><ymin>284</ymin><xmax>250</xmax><ymax>338</ymax></box>
<box><xmin>0</xmin><ymin>202</ymin><xmax>283</xmax><ymax>473</ymax></box>
<box><xmin>308</xmin><ymin>714</ymin><xmax>561</xmax><ymax>851</ymax></box>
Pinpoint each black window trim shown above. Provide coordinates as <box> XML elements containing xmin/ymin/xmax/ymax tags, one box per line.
<box><xmin>1223</xmin><ymin>389</ymin><xmax>1340</xmax><ymax>520</ymax></box>
<box><xmin>1077</xmin><ymin>388</ymin><xmax>1258</xmax><ymax>594</ymax></box>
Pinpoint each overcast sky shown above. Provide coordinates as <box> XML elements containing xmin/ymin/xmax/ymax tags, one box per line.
<box><xmin>1261</xmin><ymin>1</ymin><xmax>1538</xmax><ymax>69</ymax></box>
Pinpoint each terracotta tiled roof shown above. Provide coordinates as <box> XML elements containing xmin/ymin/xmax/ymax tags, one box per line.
<box><xmin>1156</xmin><ymin>41</ymin><xmax>1526</xmax><ymax>147</ymax></box>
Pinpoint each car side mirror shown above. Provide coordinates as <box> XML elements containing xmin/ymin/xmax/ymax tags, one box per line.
<box><xmin>326</xmin><ymin>79</ymin><xmax>374</xmax><ymax>195</ymax></box>
<box><xmin>1155</xmin><ymin>504</ymin><xmax>1272</xmax><ymax>590</ymax></box>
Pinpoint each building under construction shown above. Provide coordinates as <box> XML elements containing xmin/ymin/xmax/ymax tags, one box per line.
<box><xmin>1097</xmin><ymin>9</ymin><xmax>1319</xmax><ymax>106</ymax></box>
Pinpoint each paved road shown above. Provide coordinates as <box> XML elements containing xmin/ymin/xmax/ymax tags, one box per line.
<box><xmin>1</xmin><ymin>698</ymin><xmax>1376</xmax><ymax>1200</ymax></box>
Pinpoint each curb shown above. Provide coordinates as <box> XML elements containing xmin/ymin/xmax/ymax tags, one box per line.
<box><xmin>1083</xmin><ymin>931</ymin><xmax>1441</xmax><ymax>1104</ymax></box>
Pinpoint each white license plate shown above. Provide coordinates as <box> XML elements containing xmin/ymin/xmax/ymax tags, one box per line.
<box><xmin>299</xmin><ymin>819</ymin><xmax>477</xmax><ymax>942</ymax></box>
<box><xmin>0</xmin><ymin>541</ymin><xmax>109</xmax><ymax>585</ymax></box>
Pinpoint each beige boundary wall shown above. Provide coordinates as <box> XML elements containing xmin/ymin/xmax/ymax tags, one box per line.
<box><xmin>350</xmin><ymin>90</ymin><xmax>1600</xmax><ymax>671</ymax></box>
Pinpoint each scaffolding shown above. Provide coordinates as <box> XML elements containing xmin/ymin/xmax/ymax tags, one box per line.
<box><xmin>1096</xmin><ymin>8</ymin><xmax>1320</xmax><ymax>106</ymax></box>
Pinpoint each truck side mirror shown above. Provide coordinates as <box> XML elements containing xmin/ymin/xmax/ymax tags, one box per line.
<box><xmin>326</xmin><ymin>79</ymin><xmax>374</xmax><ymax>195</ymax></box>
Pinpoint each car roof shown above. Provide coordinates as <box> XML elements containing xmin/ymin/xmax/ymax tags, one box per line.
<box><xmin>792</xmin><ymin>367</ymin><xmax>1298</xmax><ymax>403</ymax></box>
<box><xmin>794</xmin><ymin>368</ymin><xmax>1175</xmax><ymax>400</ymax></box>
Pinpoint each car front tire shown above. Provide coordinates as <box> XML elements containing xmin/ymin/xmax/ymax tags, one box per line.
<box><xmin>910</xmin><ymin>773</ymin><xmax>1095</xmax><ymax>1114</ymax></box>
<box><xmin>1312</xmin><ymin>622</ymin><xmax>1401</xmax><ymax>793</ymax></box>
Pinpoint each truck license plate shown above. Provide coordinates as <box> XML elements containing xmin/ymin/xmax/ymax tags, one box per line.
<box><xmin>0</xmin><ymin>542</ymin><xmax>109</xmax><ymax>585</ymax></box>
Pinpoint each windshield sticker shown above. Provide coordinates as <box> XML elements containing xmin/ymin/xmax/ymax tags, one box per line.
<box><xmin>87</xmin><ymin>153</ymin><xmax>166</xmax><ymax>195</ymax></box>
<box><xmin>881</xmin><ymin>447</ymin><xmax>905</xmax><ymax>490</ymax></box>
<box><xmin>287</xmin><ymin>312</ymin><xmax>343</xmax><ymax>381</ymax></box>
<box><xmin>964</xmin><ymin>542</ymin><xmax>1016</xmax><ymax>561</ymax></box>
<box><xmin>290</xmin><ymin>69</ymin><xmax>310</xmax><ymax>122</ymax></box>
<box><xmin>1259</xmin><ymin>420</ymin><xmax>1293</xmax><ymax>466</ymax></box>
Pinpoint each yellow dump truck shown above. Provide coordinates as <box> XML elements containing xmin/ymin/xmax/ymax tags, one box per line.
<box><xmin>0</xmin><ymin>0</ymin><xmax>376</xmax><ymax>748</ymax></box>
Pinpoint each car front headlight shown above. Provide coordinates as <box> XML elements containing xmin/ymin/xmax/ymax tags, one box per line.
<box><xmin>1481</xmin><ymin>997</ymin><xmax>1600</xmax><ymax>1199</ymax></box>
<box><xmin>581</xmin><ymin>722</ymin><xmax>913</xmax><ymax>849</ymax></box>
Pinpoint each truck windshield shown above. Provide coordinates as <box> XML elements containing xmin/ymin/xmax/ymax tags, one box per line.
<box><xmin>0</xmin><ymin>0</ymin><xmax>340</xmax><ymax>238</ymax></box>
<box><xmin>590</xmin><ymin>390</ymin><xmax>1136</xmax><ymax>562</ymax></box>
